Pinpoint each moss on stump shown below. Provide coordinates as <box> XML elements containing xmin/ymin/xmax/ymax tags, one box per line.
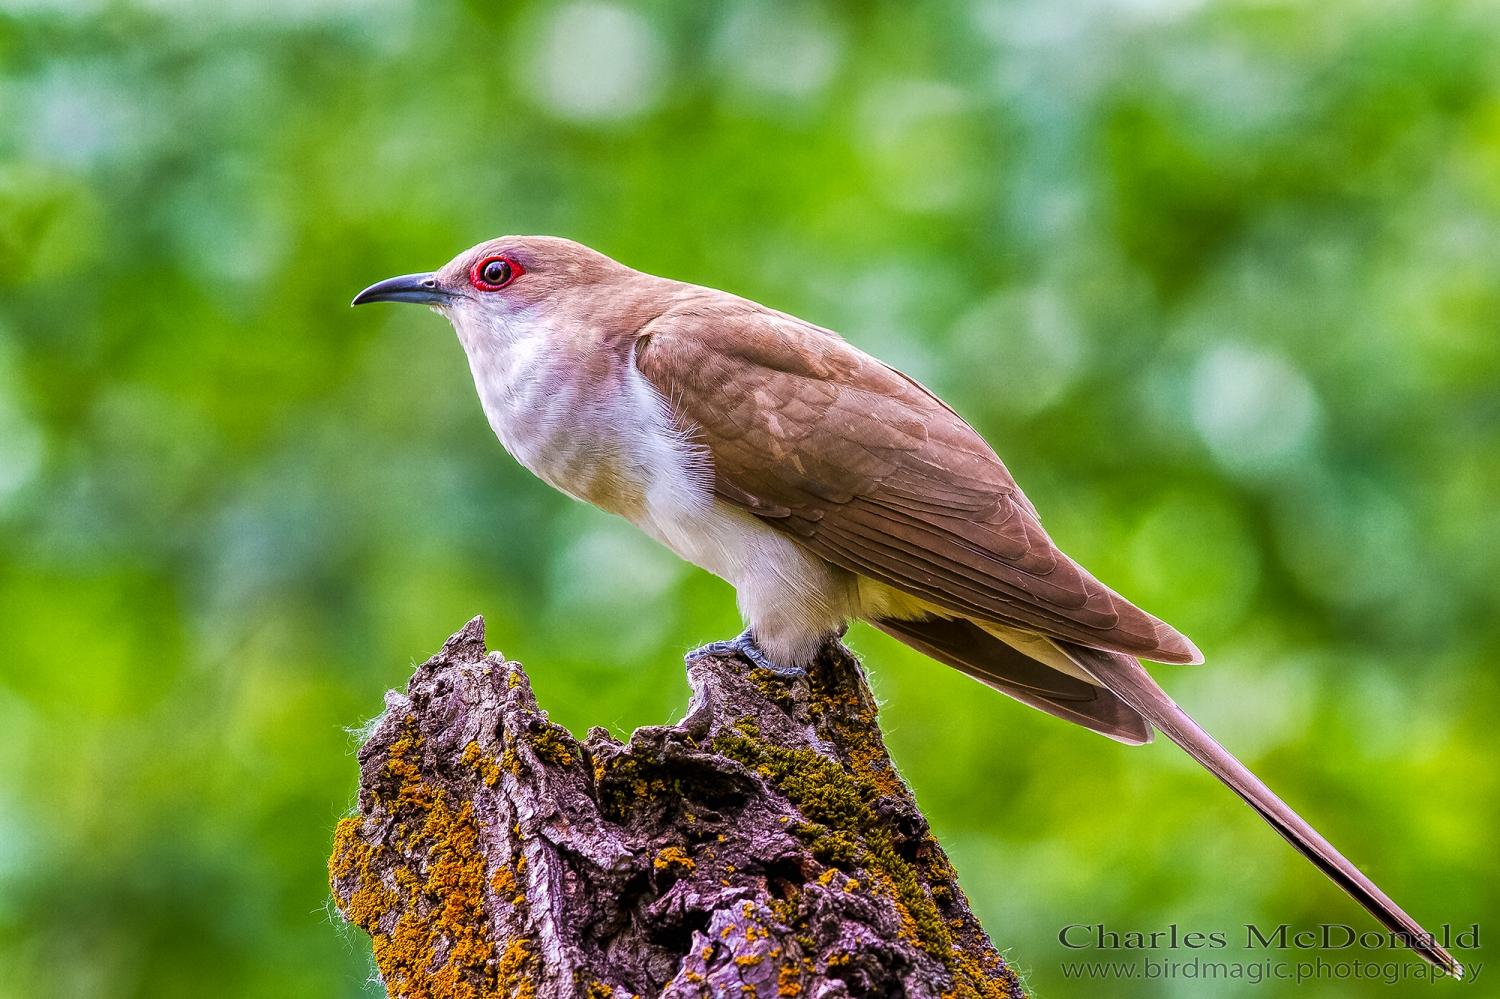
<box><xmin>329</xmin><ymin>617</ymin><xmax>1027</xmax><ymax>999</ymax></box>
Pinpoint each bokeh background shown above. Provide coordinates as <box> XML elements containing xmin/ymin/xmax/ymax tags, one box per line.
<box><xmin>0</xmin><ymin>0</ymin><xmax>1496</xmax><ymax>995</ymax></box>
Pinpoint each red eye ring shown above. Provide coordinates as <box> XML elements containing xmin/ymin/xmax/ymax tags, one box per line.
<box><xmin>470</xmin><ymin>255</ymin><xmax>523</xmax><ymax>291</ymax></box>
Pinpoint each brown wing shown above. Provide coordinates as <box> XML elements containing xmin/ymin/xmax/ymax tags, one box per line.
<box><xmin>635</xmin><ymin>297</ymin><xmax>1201</xmax><ymax>665</ymax></box>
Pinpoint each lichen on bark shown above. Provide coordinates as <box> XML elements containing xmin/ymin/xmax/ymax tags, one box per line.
<box><xmin>329</xmin><ymin>616</ymin><xmax>1027</xmax><ymax>999</ymax></box>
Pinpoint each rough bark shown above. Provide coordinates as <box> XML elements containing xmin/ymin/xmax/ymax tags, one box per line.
<box><xmin>329</xmin><ymin>616</ymin><xmax>1028</xmax><ymax>999</ymax></box>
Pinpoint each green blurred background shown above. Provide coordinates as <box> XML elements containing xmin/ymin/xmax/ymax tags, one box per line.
<box><xmin>0</xmin><ymin>0</ymin><xmax>1495</xmax><ymax>995</ymax></box>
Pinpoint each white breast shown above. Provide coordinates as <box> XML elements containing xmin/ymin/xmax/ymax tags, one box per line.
<box><xmin>459</xmin><ymin>319</ymin><xmax>601</xmax><ymax>495</ymax></box>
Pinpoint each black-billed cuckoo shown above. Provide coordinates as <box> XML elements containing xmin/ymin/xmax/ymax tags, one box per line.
<box><xmin>354</xmin><ymin>235</ymin><xmax>1460</xmax><ymax>976</ymax></box>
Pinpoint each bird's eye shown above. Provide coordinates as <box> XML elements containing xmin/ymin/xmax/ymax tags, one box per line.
<box><xmin>471</xmin><ymin>255</ymin><xmax>522</xmax><ymax>291</ymax></box>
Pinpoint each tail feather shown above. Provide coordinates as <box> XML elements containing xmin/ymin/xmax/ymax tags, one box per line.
<box><xmin>870</xmin><ymin>615</ymin><xmax>1153</xmax><ymax>745</ymax></box>
<box><xmin>1057</xmin><ymin>641</ymin><xmax>1463</xmax><ymax>979</ymax></box>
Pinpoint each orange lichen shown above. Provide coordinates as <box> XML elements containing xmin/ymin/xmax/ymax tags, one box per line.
<box><xmin>330</xmin><ymin>716</ymin><xmax>536</xmax><ymax>999</ymax></box>
<box><xmin>461</xmin><ymin>741</ymin><xmax>503</xmax><ymax>787</ymax></box>
<box><xmin>654</xmin><ymin>846</ymin><xmax>696</xmax><ymax>872</ymax></box>
<box><xmin>498</xmin><ymin>937</ymin><xmax>535</xmax><ymax>999</ymax></box>
<box><xmin>330</xmin><ymin>817</ymin><xmax>397</xmax><ymax>928</ymax></box>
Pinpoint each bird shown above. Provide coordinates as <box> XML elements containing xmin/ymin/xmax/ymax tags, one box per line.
<box><xmin>354</xmin><ymin>234</ymin><xmax>1460</xmax><ymax>977</ymax></box>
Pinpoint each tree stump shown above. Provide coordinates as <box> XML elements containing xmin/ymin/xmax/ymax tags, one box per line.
<box><xmin>329</xmin><ymin>616</ymin><xmax>1028</xmax><ymax>999</ymax></box>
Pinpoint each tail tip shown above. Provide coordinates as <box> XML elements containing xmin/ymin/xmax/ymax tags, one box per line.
<box><xmin>1426</xmin><ymin>944</ymin><xmax>1464</xmax><ymax>979</ymax></box>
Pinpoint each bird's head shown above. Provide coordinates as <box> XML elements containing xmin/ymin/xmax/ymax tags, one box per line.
<box><xmin>352</xmin><ymin>235</ymin><xmax>638</xmax><ymax>341</ymax></box>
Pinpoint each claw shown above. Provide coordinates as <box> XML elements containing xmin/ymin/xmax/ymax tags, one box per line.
<box><xmin>689</xmin><ymin>630</ymin><xmax>808</xmax><ymax>678</ymax></box>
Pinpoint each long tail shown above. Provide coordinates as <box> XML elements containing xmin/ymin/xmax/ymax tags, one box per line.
<box><xmin>1058</xmin><ymin>641</ymin><xmax>1462</xmax><ymax>979</ymax></box>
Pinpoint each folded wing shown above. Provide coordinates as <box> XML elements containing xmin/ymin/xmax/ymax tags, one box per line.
<box><xmin>634</xmin><ymin>298</ymin><xmax>1201</xmax><ymax>665</ymax></box>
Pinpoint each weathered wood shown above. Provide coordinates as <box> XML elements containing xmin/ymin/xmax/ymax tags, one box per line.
<box><xmin>330</xmin><ymin>617</ymin><xmax>1028</xmax><ymax>999</ymax></box>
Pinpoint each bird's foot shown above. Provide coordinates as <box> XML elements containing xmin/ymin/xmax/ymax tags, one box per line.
<box><xmin>689</xmin><ymin>630</ymin><xmax>808</xmax><ymax>678</ymax></box>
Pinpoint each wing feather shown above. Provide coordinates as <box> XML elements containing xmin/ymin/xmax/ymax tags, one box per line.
<box><xmin>636</xmin><ymin>299</ymin><xmax>1201</xmax><ymax>665</ymax></box>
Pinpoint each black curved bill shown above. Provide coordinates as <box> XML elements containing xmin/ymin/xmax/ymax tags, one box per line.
<box><xmin>351</xmin><ymin>272</ymin><xmax>453</xmax><ymax>306</ymax></box>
